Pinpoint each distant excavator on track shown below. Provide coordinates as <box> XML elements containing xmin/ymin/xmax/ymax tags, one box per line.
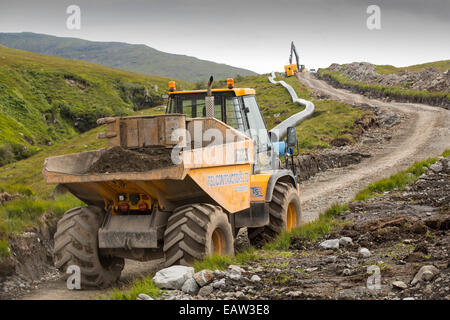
<box><xmin>284</xmin><ymin>41</ymin><xmax>306</xmax><ymax>77</ymax></box>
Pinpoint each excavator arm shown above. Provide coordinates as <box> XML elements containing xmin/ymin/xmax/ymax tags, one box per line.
<box><xmin>289</xmin><ymin>41</ymin><xmax>300</xmax><ymax>72</ymax></box>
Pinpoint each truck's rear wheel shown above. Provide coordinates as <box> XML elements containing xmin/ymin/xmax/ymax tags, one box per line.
<box><xmin>53</xmin><ymin>206</ymin><xmax>124</xmax><ymax>288</ymax></box>
<box><xmin>163</xmin><ymin>204</ymin><xmax>234</xmax><ymax>267</ymax></box>
<box><xmin>248</xmin><ymin>181</ymin><xmax>301</xmax><ymax>245</ymax></box>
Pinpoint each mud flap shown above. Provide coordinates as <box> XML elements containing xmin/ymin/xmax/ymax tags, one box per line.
<box><xmin>234</xmin><ymin>202</ymin><xmax>269</xmax><ymax>228</ymax></box>
<box><xmin>98</xmin><ymin>215</ymin><xmax>158</xmax><ymax>249</ymax></box>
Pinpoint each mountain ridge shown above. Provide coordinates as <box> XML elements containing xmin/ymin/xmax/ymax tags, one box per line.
<box><xmin>0</xmin><ymin>32</ymin><xmax>258</xmax><ymax>81</ymax></box>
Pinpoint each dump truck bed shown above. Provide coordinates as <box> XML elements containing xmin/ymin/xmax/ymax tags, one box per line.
<box><xmin>43</xmin><ymin>115</ymin><xmax>255</xmax><ymax>213</ymax></box>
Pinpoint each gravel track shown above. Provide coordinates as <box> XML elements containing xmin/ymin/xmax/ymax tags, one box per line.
<box><xmin>298</xmin><ymin>72</ymin><xmax>450</xmax><ymax>223</ymax></box>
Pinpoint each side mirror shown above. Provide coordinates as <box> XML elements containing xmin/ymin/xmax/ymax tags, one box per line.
<box><xmin>286</xmin><ymin>127</ymin><xmax>297</xmax><ymax>148</ymax></box>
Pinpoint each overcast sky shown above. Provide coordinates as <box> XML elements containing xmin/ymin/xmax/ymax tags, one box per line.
<box><xmin>0</xmin><ymin>0</ymin><xmax>449</xmax><ymax>73</ymax></box>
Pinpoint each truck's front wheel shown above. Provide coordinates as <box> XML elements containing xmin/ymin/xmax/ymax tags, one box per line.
<box><xmin>163</xmin><ymin>204</ymin><xmax>234</xmax><ymax>267</ymax></box>
<box><xmin>53</xmin><ymin>206</ymin><xmax>124</xmax><ymax>288</ymax></box>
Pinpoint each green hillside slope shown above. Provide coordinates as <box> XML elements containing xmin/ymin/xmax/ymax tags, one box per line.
<box><xmin>375</xmin><ymin>60</ymin><xmax>450</xmax><ymax>74</ymax></box>
<box><xmin>0</xmin><ymin>45</ymin><xmax>191</xmax><ymax>165</ymax></box>
<box><xmin>0</xmin><ymin>32</ymin><xmax>258</xmax><ymax>82</ymax></box>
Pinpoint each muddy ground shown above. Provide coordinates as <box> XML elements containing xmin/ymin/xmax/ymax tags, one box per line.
<box><xmin>190</xmin><ymin>156</ymin><xmax>449</xmax><ymax>300</ymax></box>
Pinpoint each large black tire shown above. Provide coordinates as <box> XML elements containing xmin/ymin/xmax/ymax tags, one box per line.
<box><xmin>53</xmin><ymin>206</ymin><xmax>124</xmax><ymax>288</ymax></box>
<box><xmin>163</xmin><ymin>204</ymin><xmax>234</xmax><ymax>267</ymax></box>
<box><xmin>248</xmin><ymin>182</ymin><xmax>301</xmax><ymax>246</ymax></box>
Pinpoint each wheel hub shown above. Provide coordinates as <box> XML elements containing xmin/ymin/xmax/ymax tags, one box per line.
<box><xmin>287</xmin><ymin>202</ymin><xmax>297</xmax><ymax>231</ymax></box>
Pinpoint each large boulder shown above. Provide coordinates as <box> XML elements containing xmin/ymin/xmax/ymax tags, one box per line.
<box><xmin>153</xmin><ymin>265</ymin><xmax>194</xmax><ymax>290</ymax></box>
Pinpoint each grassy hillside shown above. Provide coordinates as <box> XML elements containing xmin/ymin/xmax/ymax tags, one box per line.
<box><xmin>0</xmin><ymin>45</ymin><xmax>191</xmax><ymax>165</ymax></box>
<box><xmin>232</xmin><ymin>74</ymin><xmax>367</xmax><ymax>151</ymax></box>
<box><xmin>0</xmin><ymin>32</ymin><xmax>258</xmax><ymax>82</ymax></box>
<box><xmin>375</xmin><ymin>60</ymin><xmax>450</xmax><ymax>74</ymax></box>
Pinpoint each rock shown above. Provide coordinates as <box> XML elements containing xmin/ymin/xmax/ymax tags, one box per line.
<box><xmin>424</xmin><ymin>284</ymin><xmax>433</xmax><ymax>295</ymax></box>
<box><xmin>214</xmin><ymin>270</ymin><xmax>224</xmax><ymax>277</ymax></box>
<box><xmin>250</xmin><ymin>275</ymin><xmax>261</xmax><ymax>282</ymax></box>
<box><xmin>198</xmin><ymin>285</ymin><xmax>213</xmax><ymax>297</ymax></box>
<box><xmin>153</xmin><ymin>265</ymin><xmax>194</xmax><ymax>290</ymax></box>
<box><xmin>193</xmin><ymin>270</ymin><xmax>214</xmax><ymax>287</ymax></box>
<box><xmin>137</xmin><ymin>293</ymin><xmax>153</xmax><ymax>300</ymax></box>
<box><xmin>339</xmin><ymin>237</ymin><xmax>353</xmax><ymax>246</ymax></box>
<box><xmin>403</xmin><ymin>297</ymin><xmax>415</xmax><ymax>300</ymax></box>
<box><xmin>287</xmin><ymin>291</ymin><xmax>302</xmax><ymax>297</ymax></box>
<box><xmin>228</xmin><ymin>265</ymin><xmax>245</xmax><ymax>275</ymax></box>
<box><xmin>253</xmin><ymin>266</ymin><xmax>264</xmax><ymax>273</ymax></box>
<box><xmin>235</xmin><ymin>291</ymin><xmax>247</xmax><ymax>299</ymax></box>
<box><xmin>229</xmin><ymin>273</ymin><xmax>241</xmax><ymax>281</ymax></box>
<box><xmin>411</xmin><ymin>265</ymin><xmax>439</xmax><ymax>285</ymax></box>
<box><xmin>342</xmin><ymin>268</ymin><xmax>352</xmax><ymax>276</ymax></box>
<box><xmin>326</xmin><ymin>256</ymin><xmax>337</xmax><ymax>263</ymax></box>
<box><xmin>392</xmin><ymin>281</ymin><xmax>408</xmax><ymax>290</ymax></box>
<box><xmin>379</xmin><ymin>112</ymin><xmax>401</xmax><ymax>127</ymax></box>
<box><xmin>305</xmin><ymin>267</ymin><xmax>318</xmax><ymax>272</ymax></box>
<box><xmin>181</xmin><ymin>278</ymin><xmax>200</xmax><ymax>295</ymax></box>
<box><xmin>429</xmin><ymin>161</ymin><xmax>443</xmax><ymax>173</ymax></box>
<box><xmin>319</xmin><ymin>239</ymin><xmax>340</xmax><ymax>250</ymax></box>
<box><xmin>212</xmin><ymin>278</ymin><xmax>226</xmax><ymax>289</ymax></box>
<box><xmin>358</xmin><ymin>247</ymin><xmax>371</xmax><ymax>258</ymax></box>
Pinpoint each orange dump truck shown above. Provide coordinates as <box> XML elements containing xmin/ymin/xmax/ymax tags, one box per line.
<box><xmin>43</xmin><ymin>80</ymin><xmax>302</xmax><ymax>288</ymax></box>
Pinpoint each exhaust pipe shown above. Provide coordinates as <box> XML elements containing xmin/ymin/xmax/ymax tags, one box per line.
<box><xmin>205</xmin><ymin>76</ymin><xmax>214</xmax><ymax>118</ymax></box>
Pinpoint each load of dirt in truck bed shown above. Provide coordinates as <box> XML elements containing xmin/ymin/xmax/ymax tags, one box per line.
<box><xmin>86</xmin><ymin>146</ymin><xmax>175</xmax><ymax>174</ymax></box>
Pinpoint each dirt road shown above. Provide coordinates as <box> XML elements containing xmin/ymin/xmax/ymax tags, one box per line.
<box><xmin>298</xmin><ymin>72</ymin><xmax>450</xmax><ymax>223</ymax></box>
<box><xmin>19</xmin><ymin>72</ymin><xmax>450</xmax><ymax>300</ymax></box>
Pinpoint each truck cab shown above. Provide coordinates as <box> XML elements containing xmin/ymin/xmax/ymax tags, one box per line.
<box><xmin>166</xmin><ymin>82</ymin><xmax>277</xmax><ymax>172</ymax></box>
<box><xmin>165</xmin><ymin>79</ymin><xmax>300</xmax><ymax>238</ymax></box>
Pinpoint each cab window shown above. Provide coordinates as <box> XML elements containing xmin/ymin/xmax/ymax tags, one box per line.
<box><xmin>168</xmin><ymin>94</ymin><xmax>221</xmax><ymax>119</ymax></box>
<box><xmin>225</xmin><ymin>97</ymin><xmax>245</xmax><ymax>132</ymax></box>
<box><xmin>242</xmin><ymin>96</ymin><xmax>270</xmax><ymax>150</ymax></box>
